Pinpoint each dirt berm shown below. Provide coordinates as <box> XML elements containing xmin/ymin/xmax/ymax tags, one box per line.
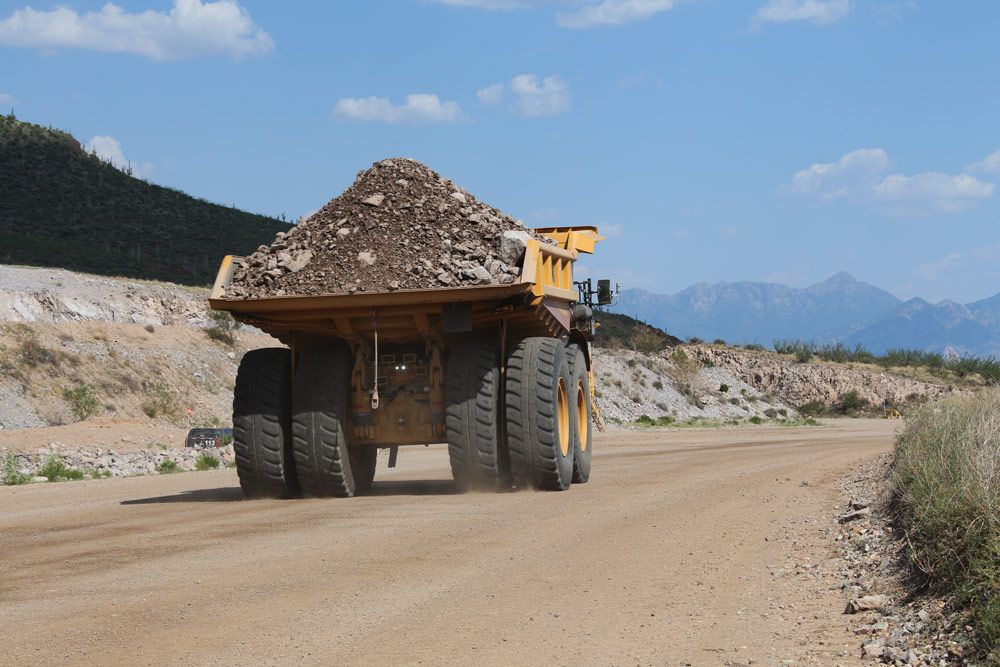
<box><xmin>227</xmin><ymin>158</ymin><xmax>550</xmax><ymax>298</ymax></box>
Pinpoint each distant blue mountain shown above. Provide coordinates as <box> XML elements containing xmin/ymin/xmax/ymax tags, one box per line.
<box><xmin>615</xmin><ymin>273</ymin><xmax>1000</xmax><ymax>358</ymax></box>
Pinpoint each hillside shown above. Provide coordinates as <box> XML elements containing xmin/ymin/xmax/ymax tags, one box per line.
<box><xmin>0</xmin><ymin>115</ymin><xmax>289</xmax><ymax>286</ymax></box>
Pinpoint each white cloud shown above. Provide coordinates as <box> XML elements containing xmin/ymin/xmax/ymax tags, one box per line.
<box><xmin>919</xmin><ymin>252</ymin><xmax>963</xmax><ymax>281</ymax></box>
<box><xmin>721</xmin><ymin>225</ymin><xmax>737</xmax><ymax>237</ymax></box>
<box><xmin>0</xmin><ymin>92</ymin><xmax>16</xmax><ymax>107</ymax></box>
<box><xmin>86</xmin><ymin>135</ymin><xmax>154</xmax><ymax>177</ymax></box>
<box><xmin>477</xmin><ymin>83</ymin><xmax>505</xmax><ymax>106</ymax></box>
<box><xmin>754</xmin><ymin>0</ymin><xmax>850</xmax><ymax>26</ymax></box>
<box><xmin>0</xmin><ymin>0</ymin><xmax>273</xmax><ymax>61</ymax></box>
<box><xmin>969</xmin><ymin>149</ymin><xmax>1000</xmax><ymax>175</ymax></box>
<box><xmin>601</xmin><ymin>223</ymin><xmax>624</xmax><ymax>238</ymax></box>
<box><xmin>788</xmin><ymin>147</ymin><xmax>890</xmax><ymax>200</ymax></box>
<box><xmin>430</xmin><ymin>0</ymin><xmax>540</xmax><ymax>7</ymax></box>
<box><xmin>509</xmin><ymin>74</ymin><xmax>571</xmax><ymax>116</ymax></box>
<box><xmin>557</xmin><ymin>0</ymin><xmax>679</xmax><ymax>28</ymax></box>
<box><xmin>786</xmin><ymin>147</ymin><xmax>995</xmax><ymax>213</ymax></box>
<box><xmin>334</xmin><ymin>94</ymin><xmax>464</xmax><ymax>124</ymax></box>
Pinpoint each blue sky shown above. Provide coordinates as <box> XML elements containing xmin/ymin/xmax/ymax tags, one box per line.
<box><xmin>1</xmin><ymin>0</ymin><xmax>998</xmax><ymax>302</ymax></box>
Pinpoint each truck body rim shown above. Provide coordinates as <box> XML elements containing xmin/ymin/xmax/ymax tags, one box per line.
<box><xmin>557</xmin><ymin>377</ymin><xmax>570</xmax><ymax>457</ymax></box>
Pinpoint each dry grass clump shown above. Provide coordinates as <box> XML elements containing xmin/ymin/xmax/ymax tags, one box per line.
<box><xmin>893</xmin><ymin>390</ymin><xmax>1000</xmax><ymax>658</ymax></box>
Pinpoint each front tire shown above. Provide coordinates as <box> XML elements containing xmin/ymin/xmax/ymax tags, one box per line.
<box><xmin>506</xmin><ymin>337</ymin><xmax>574</xmax><ymax>491</ymax></box>
<box><xmin>567</xmin><ymin>344</ymin><xmax>592</xmax><ymax>484</ymax></box>
<box><xmin>232</xmin><ymin>348</ymin><xmax>298</xmax><ymax>499</ymax></box>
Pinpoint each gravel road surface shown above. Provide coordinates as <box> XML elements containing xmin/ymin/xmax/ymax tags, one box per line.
<box><xmin>0</xmin><ymin>420</ymin><xmax>896</xmax><ymax>666</ymax></box>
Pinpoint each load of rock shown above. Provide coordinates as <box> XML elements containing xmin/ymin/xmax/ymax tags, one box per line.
<box><xmin>226</xmin><ymin>158</ymin><xmax>545</xmax><ymax>298</ymax></box>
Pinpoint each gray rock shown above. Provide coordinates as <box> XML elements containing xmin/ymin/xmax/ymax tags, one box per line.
<box><xmin>362</xmin><ymin>194</ymin><xmax>385</xmax><ymax>206</ymax></box>
<box><xmin>358</xmin><ymin>251</ymin><xmax>376</xmax><ymax>266</ymax></box>
<box><xmin>336</xmin><ymin>227</ymin><xmax>350</xmax><ymax>240</ymax></box>
<box><xmin>846</xmin><ymin>594</ymin><xmax>890</xmax><ymax>614</ymax></box>
<box><xmin>285</xmin><ymin>250</ymin><xmax>314</xmax><ymax>274</ymax></box>
<box><xmin>500</xmin><ymin>230</ymin><xmax>531</xmax><ymax>265</ymax></box>
<box><xmin>462</xmin><ymin>266</ymin><xmax>493</xmax><ymax>285</ymax></box>
<box><xmin>449</xmin><ymin>191</ymin><xmax>467</xmax><ymax>203</ymax></box>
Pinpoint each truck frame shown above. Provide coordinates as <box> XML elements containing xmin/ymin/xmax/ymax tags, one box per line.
<box><xmin>208</xmin><ymin>226</ymin><xmax>606</xmax><ymax>498</ymax></box>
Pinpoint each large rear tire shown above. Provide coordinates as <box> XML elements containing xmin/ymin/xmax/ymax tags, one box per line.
<box><xmin>506</xmin><ymin>337</ymin><xmax>574</xmax><ymax>491</ymax></box>
<box><xmin>445</xmin><ymin>338</ymin><xmax>507</xmax><ymax>490</ymax></box>
<box><xmin>291</xmin><ymin>346</ymin><xmax>359</xmax><ymax>497</ymax></box>
<box><xmin>232</xmin><ymin>348</ymin><xmax>298</xmax><ymax>499</ymax></box>
<box><xmin>567</xmin><ymin>344</ymin><xmax>592</xmax><ymax>484</ymax></box>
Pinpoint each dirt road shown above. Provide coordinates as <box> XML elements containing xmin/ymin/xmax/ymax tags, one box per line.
<box><xmin>1</xmin><ymin>420</ymin><xmax>895</xmax><ymax>666</ymax></box>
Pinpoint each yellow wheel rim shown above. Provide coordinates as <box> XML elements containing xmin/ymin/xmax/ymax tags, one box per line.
<box><xmin>557</xmin><ymin>377</ymin><xmax>570</xmax><ymax>457</ymax></box>
<box><xmin>576</xmin><ymin>380</ymin><xmax>588</xmax><ymax>453</ymax></box>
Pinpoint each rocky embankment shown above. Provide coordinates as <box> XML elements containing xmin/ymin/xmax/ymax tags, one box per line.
<box><xmin>688</xmin><ymin>344</ymin><xmax>957</xmax><ymax>410</ymax></box>
<box><xmin>4</xmin><ymin>443</ymin><xmax>235</xmax><ymax>481</ymax></box>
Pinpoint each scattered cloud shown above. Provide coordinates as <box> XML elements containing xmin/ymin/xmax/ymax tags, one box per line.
<box><xmin>785</xmin><ymin>147</ymin><xmax>995</xmax><ymax>213</ymax></box>
<box><xmin>476</xmin><ymin>83</ymin><xmax>505</xmax><ymax>106</ymax></box>
<box><xmin>969</xmin><ymin>149</ymin><xmax>1000</xmax><ymax>175</ymax></box>
<box><xmin>509</xmin><ymin>74</ymin><xmax>571</xmax><ymax>116</ymax></box>
<box><xmin>919</xmin><ymin>252</ymin><xmax>963</xmax><ymax>281</ymax></box>
<box><xmin>428</xmin><ymin>0</ymin><xmax>540</xmax><ymax>7</ymax></box>
<box><xmin>721</xmin><ymin>225</ymin><xmax>738</xmax><ymax>238</ymax></box>
<box><xmin>557</xmin><ymin>0</ymin><xmax>680</xmax><ymax>28</ymax></box>
<box><xmin>602</xmin><ymin>223</ymin><xmax>624</xmax><ymax>238</ymax></box>
<box><xmin>613</xmin><ymin>70</ymin><xmax>663</xmax><ymax>91</ymax></box>
<box><xmin>478</xmin><ymin>74</ymin><xmax>571</xmax><ymax>117</ymax></box>
<box><xmin>334</xmin><ymin>94</ymin><xmax>464</xmax><ymax>124</ymax></box>
<box><xmin>86</xmin><ymin>135</ymin><xmax>154</xmax><ymax>177</ymax></box>
<box><xmin>754</xmin><ymin>0</ymin><xmax>850</xmax><ymax>26</ymax></box>
<box><xmin>0</xmin><ymin>0</ymin><xmax>273</xmax><ymax>61</ymax></box>
<box><xmin>0</xmin><ymin>92</ymin><xmax>16</xmax><ymax>107</ymax></box>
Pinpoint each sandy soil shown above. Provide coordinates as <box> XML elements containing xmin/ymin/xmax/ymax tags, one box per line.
<box><xmin>0</xmin><ymin>419</ymin><xmax>896</xmax><ymax>666</ymax></box>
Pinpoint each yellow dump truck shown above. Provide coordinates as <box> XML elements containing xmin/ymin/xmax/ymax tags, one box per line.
<box><xmin>209</xmin><ymin>227</ymin><xmax>609</xmax><ymax>498</ymax></box>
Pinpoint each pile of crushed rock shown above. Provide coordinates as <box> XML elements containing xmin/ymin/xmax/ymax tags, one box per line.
<box><xmin>226</xmin><ymin>158</ymin><xmax>545</xmax><ymax>298</ymax></box>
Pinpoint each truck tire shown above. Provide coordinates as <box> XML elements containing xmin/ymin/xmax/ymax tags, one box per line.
<box><xmin>445</xmin><ymin>338</ymin><xmax>507</xmax><ymax>490</ymax></box>
<box><xmin>567</xmin><ymin>344</ymin><xmax>592</xmax><ymax>484</ymax></box>
<box><xmin>506</xmin><ymin>337</ymin><xmax>574</xmax><ymax>491</ymax></box>
<box><xmin>350</xmin><ymin>446</ymin><xmax>377</xmax><ymax>494</ymax></box>
<box><xmin>232</xmin><ymin>348</ymin><xmax>298</xmax><ymax>499</ymax></box>
<box><xmin>291</xmin><ymin>345</ymin><xmax>360</xmax><ymax>497</ymax></box>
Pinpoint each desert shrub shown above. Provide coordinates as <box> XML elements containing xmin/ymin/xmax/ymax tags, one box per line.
<box><xmin>626</xmin><ymin>358</ymin><xmax>637</xmax><ymax>368</ymax></box>
<box><xmin>62</xmin><ymin>384</ymin><xmax>101</xmax><ymax>421</ymax></box>
<box><xmin>195</xmin><ymin>453</ymin><xmax>220</xmax><ymax>470</ymax></box>
<box><xmin>712</xmin><ymin>338</ymin><xmax>726</xmax><ymax>346</ymax></box>
<box><xmin>144</xmin><ymin>324</ymin><xmax>156</xmax><ymax>333</ymax></box>
<box><xmin>764</xmin><ymin>408</ymin><xmax>778</xmax><ymax>418</ymax></box>
<box><xmin>798</xmin><ymin>400</ymin><xmax>824</xmax><ymax>416</ymax></box>
<box><xmin>668</xmin><ymin>348</ymin><xmax>701</xmax><ymax>403</ymax></box>
<box><xmin>630</xmin><ymin>330</ymin><xmax>666</xmax><ymax>355</ymax></box>
<box><xmin>656</xmin><ymin>415</ymin><xmax>675</xmax><ymax>426</ymax></box>
<box><xmin>687</xmin><ymin>336</ymin><xmax>704</xmax><ymax>344</ymax></box>
<box><xmin>748</xmin><ymin>415</ymin><xmax>764</xmax><ymax>424</ymax></box>
<box><xmin>2</xmin><ymin>454</ymin><xmax>30</xmax><ymax>485</ymax></box>
<box><xmin>837</xmin><ymin>390</ymin><xmax>868</xmax><ymax>415</ymax></box>
<box><xmin>38</xmin><ymin>456</ymin><xmax>85</xmax><ymax>481</ymax></box>
<box><xmin>742</xmin><ymin>343</ymin><xmax>765</xmax><ymax>351</ymax></box>
<box><xmin>728</xmin><ymin>397</ymin><xmax>741</xmax><ymax>406</ymax></box>
<box><xmin>652</xmin><ymin>380</ymin><xmax>663</xmax><ymax>390</ymax></box>
<box><xmin>893</xmin><ymin>391</ymin><xmax>1000</xmax><ymax>658</ymax></box>
<box><xmin>19</xmin><ymin>336</ymin><xmax>59</xmax><ymax>367</ymax></box>
<box><xmin>142</xmin><ymin>383</ymin><xmax>178</xmax><ymax>419</ymax></box>
<box><xmin>719</xmin><ymin>383</ymin><xmax>729</xmax><ymax>393</ymax></box>
<box><xmin>156</xmin><ymin>459</ymin><xmax>180</xmax><ymax>474</ymax></box>
<box><xmin>205</xmin><ymin>310</ymin><xmax>241</xmax><ymax>346</ymax></box>
<box><xmin>635</xmin><ymin>415</ymin><xmax>655</xmax><ymax>426</ymax></box>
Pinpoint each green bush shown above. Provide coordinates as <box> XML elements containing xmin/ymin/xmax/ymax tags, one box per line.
<box><xmin>156</xmin><ymin>459</ymin><xmax>180</xmax><ymax>474</ymax></box>
<box><xmin>837</xmin><ymin>390</ymin><xmax>868</xmax><ymax>415</ymax></box>
<box><xmin>38</xmin><ymin>456</ymin><xmax>85</xmax><ymax>481</ymax></box>
<box><xmin>687</xmin><ymin>336</ymin><xmax>704</xmax><ymax>344</ymax></box>
<box><xmin>748</xmin><ymin>415</ymin><xmax>764</xmax><ymax>424</ymax></box>
<box><xmin>195</xmin><ymin>453</ymin><xmax>220</xmax><ymax>471</ymax></box>
<box><xmin>718</xmin><ymin>383</ymin><xmax>729</xmax><ymax>393</ymax></box>
<box><xmin>635</xmin><ymin>415</ymin><xmax>655</xmax><ymax>426</ymax></box>
<box><xmin>2</xmin><ymin>454</ymin><xmax>30</xmax><ymax>485</ymax></box>
<box><xmin>205</xmin><ymin>310</ymin><xmax>241</xmax><ymax>346</ymax></box>
<box><xmin>62</xmin><ymin>384</ymin><xmax>101</xmax><ymax>421</ymax></box>
<box><xmin>893</xmin><ymin>391</ymin><xmax>1000</xmax><ymax>659</ymax></box>
<box><xmin>712</xmin><ymin>338</ymin><xmax>726</xmax><ymax>346</ymax></box>
<box><xmin>142</xmin><ymin>383</ymin><xmax>177</xmax><ymax>419</ymax></box>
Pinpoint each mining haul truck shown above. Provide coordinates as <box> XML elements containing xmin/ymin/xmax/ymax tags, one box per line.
<box><xmin>208</xmin><ymin>227</ymin><xmax>611</xmax><ymax>498</ymax></box>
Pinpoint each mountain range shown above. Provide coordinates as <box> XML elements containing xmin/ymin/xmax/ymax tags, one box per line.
<box><xmin>615</xmin><ymin>273</ymin><xmax>1000</xmax><ymax>359</ymax></box>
